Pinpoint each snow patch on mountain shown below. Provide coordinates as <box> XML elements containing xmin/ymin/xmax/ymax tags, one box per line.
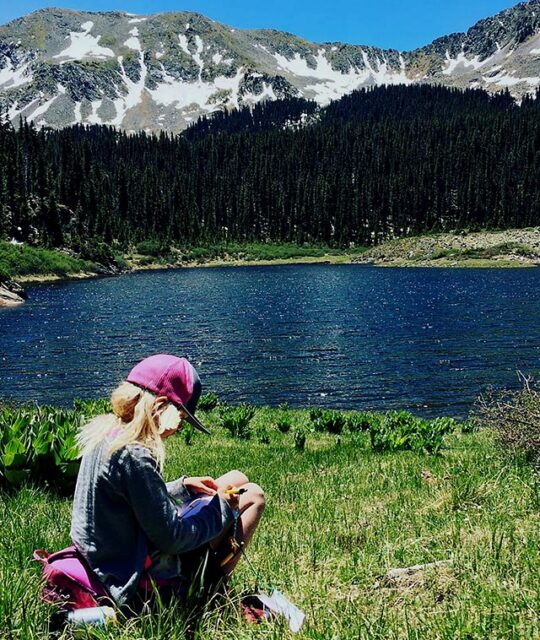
<box><xmin>0</xmin><ymin>60</ymin><xmax>32</xmax><ymax>88</ymax></box>
<box><xmin>87</xmin><ymin>99</ymin><xmax>103</xmax><ymax>125</ymax></box>
<box><xmin>124</xmin><ymin>27</ymin><xmax>141</xmax><ymax>51</ymax></box>
<box><xmin>273</xmin><ymin>48</ymin><xmax>410</xmax><ymax>104</ymax></box>
<box><xmin>243</xmin><ymin>82</ymin><xmax>277</xmax><ymax>104</ymax></box>
<box><xmin>53</xmin><ymin>21</ymin><xmax>115</xmax><ymax>61</ymax></box>
<box><xmin>274</xmin><ymin>49</ymin><xmax>337</xmax><ymax>79</ymax></box>
<box><xmin>178</xmin><ymin>34</ymin><xmax>190</xmax><ymax>56</ymax></box>
<box><xmin>111</xmin><ymin>52</ymin><xmax>148</xmax><ymax>125</ymax></box>
<box><xmin>483</xmin><ymin>70</ymin><xmax>540</xmax><ymax>87</ymax></box>
<box><xmin>27</xmin><ymin>86</ymin><xmax>64</xmax><ymax>124</ymax></box>
<box><xmin>442</xmin><ymin>50</ymin><xmax>495</xmax><ymax>75</ymax></box>
<box><xmin>360</xmin><ymin>50</ymin><xmax>410</xmax><ymax>85</ymax></box>
<box><xmin>73</xmin><ymin>101</ymin><xmax>82</xmax><ymax>124</ymax></box>
<box><xmin>149</xmin><ymin>66</ymin><xmax>244</xmax><ymax>111</ymax></box>
<box><xmin>154</xmin><ymin>43</ymin><xmax>165</xmax><ymax>59</ymax></box>
<box><xmin>177</xmin><ymin>34</ymin><xmax>210</xmax><ymax>79</ymax></box>
<box><xmin>192</xmin><ymin>35</ymin><xmax>204</xmax><ymax>78</ymax></box>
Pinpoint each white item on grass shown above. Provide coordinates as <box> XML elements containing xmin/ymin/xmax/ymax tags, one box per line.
<box><xmin>66</xmin><ymin>606</ymin><xmax>117</xmax><ymax>627</ymax></box>
<box><xmin>257</xmin><ymin>589</ymin><xmax>305</xmax><ymax>632</ymax></box>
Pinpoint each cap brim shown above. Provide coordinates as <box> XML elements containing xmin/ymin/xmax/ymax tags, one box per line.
<box><xmin>181</xmin><ymin>404</ymin><xmax>211</xmax><ymax>435</ymax></box>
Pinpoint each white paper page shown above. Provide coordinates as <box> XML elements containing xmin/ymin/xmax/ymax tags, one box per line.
<box><xmin>257</xmin><ymin>589</ymin><xmax>305</xmax><ymax>632</ymax></box>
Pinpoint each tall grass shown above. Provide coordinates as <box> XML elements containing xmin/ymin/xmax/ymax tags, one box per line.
<box><xmin>0</xmin><ymin>405</ymin><xmax>539</xmax><ymax>638</ymax></box>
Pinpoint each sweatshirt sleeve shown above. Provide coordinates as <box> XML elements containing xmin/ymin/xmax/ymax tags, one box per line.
<box><xmin>166</xmin><ymin>476</ymin><xmax>191</xmax><ymax>504</ymax></box>
<box><xmin>116</xmin><ymin>445</ymin><xmax>234</xmax><ymax>555</ymax></box>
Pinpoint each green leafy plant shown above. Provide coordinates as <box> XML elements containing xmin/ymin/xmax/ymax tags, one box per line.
<box><xmin>220</xmin><ymin>404</ymin><xmax>255</xmax><ymax>440</ymax></box>
<box><xmin>0</xmin><ymin>406</ymin><xmax>81</xmax><ymax>490</ymax></box>
<box><xmin>182</xmin><ymin>424</ymin><xmax>195</xmax><ymax>446</ymax></box>
<box><xmin>310</xmin><ymin>409</ymin><xmax>346</xmax><ymax>434</ymax></box>
<box><xmin>309</xmin><ymin>408</ymin><xmax>324</xmax><ymax>427</ymax></box>
<box><xmin>0</xmin><ymin>241</ymin><xmax>94</xmax><ymax>278</ymax></box>
<box><xmin>135</xmin><ymin>239</ymin><xmax>168</xmax><ymax>257</ymax></box>
<box><xmin>293</xmin><ymin>426</ymin><xmax>307</xmax><ymax>451</ymax></box>
<box><xmin>275</xmin><ymin>413</ymin><xmax>292</xmax><ymax>434</ymax></box>
<box><xmin>73</xmin><ymin>398</ymin><xmax>112</xmax><ymax>419</ymax></box>
<box><xmin>345</xmin><ymin>411</ymin><xmax>374</xmax><ymax>433</ymax></box>
<box><xmin>461</xmin><ymin>416</ymin><xmax>481</xmax><ymax>434</ymax></box>
<box><xmin>255</xmin><ymin>424</ymin><xmax>271</xmax><ymax>444</ymax></box>
<box><xmin>198</xmin><ymin>392</ymin><xmax>219</xmax><ymax>412</ymax></box>
<box><xmin>369</xmin><ymin>411</ymin><xmax>455</xmax><ymax>454</ymax></box>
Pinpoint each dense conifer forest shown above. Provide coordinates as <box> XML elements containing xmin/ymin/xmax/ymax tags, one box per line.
<box><xmin>0</xmin><ymin>85</ymin><xmax>538</xmax><ymax>255</ymax></box>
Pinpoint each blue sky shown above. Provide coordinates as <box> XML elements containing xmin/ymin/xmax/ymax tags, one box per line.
<box><xmin>0</xmin><ymin>0</ymin><xmax>521</xmax><ymax>50</ymax></box>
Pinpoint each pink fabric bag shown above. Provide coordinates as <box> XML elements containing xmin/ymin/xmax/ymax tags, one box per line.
<box><xmin>33</xmin><ymin>546</ymin><xmax>111</xmax><ymax>610</ymax></box>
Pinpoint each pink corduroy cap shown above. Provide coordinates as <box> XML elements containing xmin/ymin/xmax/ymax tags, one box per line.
<box><xmin>127</xmin><ymin>354</ymin><xmax>209</xmax><ymax>434</ymax></box>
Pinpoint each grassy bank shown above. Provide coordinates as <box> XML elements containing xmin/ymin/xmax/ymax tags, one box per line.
<box><xmin>1</xmin><ymin>403</ymin><xmax>538</xmax><ymax>638</ymax></box>
<box><xmin>0</xmin><ymin>241</ymin><xmax>95</xmax><ymax>281</ymax></box>
<box><xmin>127</xmin><ymin>242</ymin><xmax>368</xmax><ymax>269</ymax></box>
<box><xmin>1</xmin><ymin>241</ymin><xmax>367</xmax><ymax>283</ymax></box>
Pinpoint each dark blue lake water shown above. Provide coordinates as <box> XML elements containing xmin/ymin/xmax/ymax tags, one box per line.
<box><xmin>1</xmin><ymin>264</ymin><xmax>539</xmax><ymax>418</ymax></box>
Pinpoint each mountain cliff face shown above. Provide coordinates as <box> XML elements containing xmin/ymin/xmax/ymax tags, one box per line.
<box><xmin>0</xmin><ymin>2</ymin><xmax>539</xmax><ymax>133</ymax></box>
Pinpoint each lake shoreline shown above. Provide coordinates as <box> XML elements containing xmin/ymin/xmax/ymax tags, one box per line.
<box><xmin>8</xmin><ymin>228</ymin><xmax>540</xmax><ymax>289</ymax></box>
<box><xmin>11</xmin><ymin>253</ymin><xmax>539</xmax><ymax>289</ymax></box>
<box><xmin>12</xmin><ymin>253</ymin><xmax>354</xmax><ymax>285</ymax></box>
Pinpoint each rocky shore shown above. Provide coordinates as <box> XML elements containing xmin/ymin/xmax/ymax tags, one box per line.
<box><xmin>0</xmin><ymin>280</ymin><xmax>27</xmax><ymax>307</ymax></box>
<box><xmin>354</xmin><ymin>228</ymin><xmax>540</xmax><ymax>268</ymax></box>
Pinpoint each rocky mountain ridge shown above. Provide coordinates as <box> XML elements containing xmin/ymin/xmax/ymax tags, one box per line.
<box><xmin>0</xmin><ymin>2</ymin><xmax>539</xmax><ymax>132</ymax></box>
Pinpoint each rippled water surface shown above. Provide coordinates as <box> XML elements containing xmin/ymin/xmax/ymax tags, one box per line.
<box><xmin>1</xmin><ymin>265</ymin><xmax>539</xmax><ymax>417</ymax></box>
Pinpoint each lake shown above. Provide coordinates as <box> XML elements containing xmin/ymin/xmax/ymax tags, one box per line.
<box><xmin>1</xmin><ymin>264</ymin><xmax>539</xmax><ymax>418</ymax></box>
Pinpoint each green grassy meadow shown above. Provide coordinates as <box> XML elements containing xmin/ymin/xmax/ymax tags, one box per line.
<box><xmin>0</xmin><ymin>242</ymin><xmax>95</xmax><ymax>280</ymax></box>
<box><xmin>1</xmin><ymin>406</ymin><xmax>539</xmax><ymax>639</ymax></box>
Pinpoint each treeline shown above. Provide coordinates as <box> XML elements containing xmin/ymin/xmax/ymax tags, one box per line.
<box><xmin>0</xmin><ymin>84</ymin><xmax>539</xmax><ymax>250</ymax></box>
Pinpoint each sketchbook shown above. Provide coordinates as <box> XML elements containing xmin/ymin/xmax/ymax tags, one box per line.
<box><xmin>176</xmin><ymin>494</ymin><xmax>215</xmax><ymax>519</ymax></box>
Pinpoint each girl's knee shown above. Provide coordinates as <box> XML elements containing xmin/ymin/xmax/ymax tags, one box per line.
<box><xmin>216</xmin><ymin>469</ymin><xmax>249</xmax><ymax>488</ymax></box>
<box><xmin>245</xmin><ymin>482</ymin><xmax>266</xmax><ymax>510</ymax></box>
<box><xmin>230</xmin><ymin>469</ymin><xmax>249</xmax><ymax>486</ymax></box>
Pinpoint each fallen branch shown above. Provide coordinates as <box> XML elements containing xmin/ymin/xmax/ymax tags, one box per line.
<box><xmin>377</xmin><ymin>560</ymin><xmax>453</xmax><ymax>589</ymax></box>
<box><xmin>385</xmin><ymin>560</ymin><xmax>451</xmax><ymax>581</ymax></box>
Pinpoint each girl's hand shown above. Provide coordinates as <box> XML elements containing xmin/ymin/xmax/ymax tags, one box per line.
<box><xmin>220</xmin><ymin>485</ymin><xmax>240</xmax><ymax>511</ymax></box>
<box><xmin>184</xmin><ymin>476</ymin><xmax>218</xmax><ymax>496</ymax></box>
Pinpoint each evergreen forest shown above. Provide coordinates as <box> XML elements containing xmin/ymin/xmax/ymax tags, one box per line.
<box><xmin>0</xmin><ymin>85</ymin><xmax>538</xmax><ymax>254</ymax></box>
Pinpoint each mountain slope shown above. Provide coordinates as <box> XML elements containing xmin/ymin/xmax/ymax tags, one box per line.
<box><xmin>0</xmin><ymin>2</ymin><xmax>539</xmax><ymax>132</ymax></box>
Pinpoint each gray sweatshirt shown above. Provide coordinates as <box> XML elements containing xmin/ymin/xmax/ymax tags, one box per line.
<box><xmin>71</xmin><ymin>440</ymin><xmax>234</xmax><ymax>605</ymax></box>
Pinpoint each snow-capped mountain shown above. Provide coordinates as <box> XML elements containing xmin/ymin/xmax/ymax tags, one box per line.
<box><xmin>0</xmin><ymin>2</ymin><xmax>539</xmax><ymax>133</ymax></box>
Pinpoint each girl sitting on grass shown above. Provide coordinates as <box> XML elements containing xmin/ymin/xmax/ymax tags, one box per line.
<box><xmin>71</xmin><ymin>354</ymin><xmax>265</xmax><ymax>608</ymax></box>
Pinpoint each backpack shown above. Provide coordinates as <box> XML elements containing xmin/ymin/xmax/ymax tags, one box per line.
<box><xmin>34</xmin><ymin>543</ymin><xmax>226</xmax><ymax>613</ymax></box>
<box><xmin>33</xmin><ymin>546</ymin><xmax>112</xmax><ymax>610</ymax></box>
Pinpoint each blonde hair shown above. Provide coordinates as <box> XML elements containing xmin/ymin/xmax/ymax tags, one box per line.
<box><xmin>77</xmin><ymin>381</ymin><xmax>182</xmax><ymax>471</ymax></box>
